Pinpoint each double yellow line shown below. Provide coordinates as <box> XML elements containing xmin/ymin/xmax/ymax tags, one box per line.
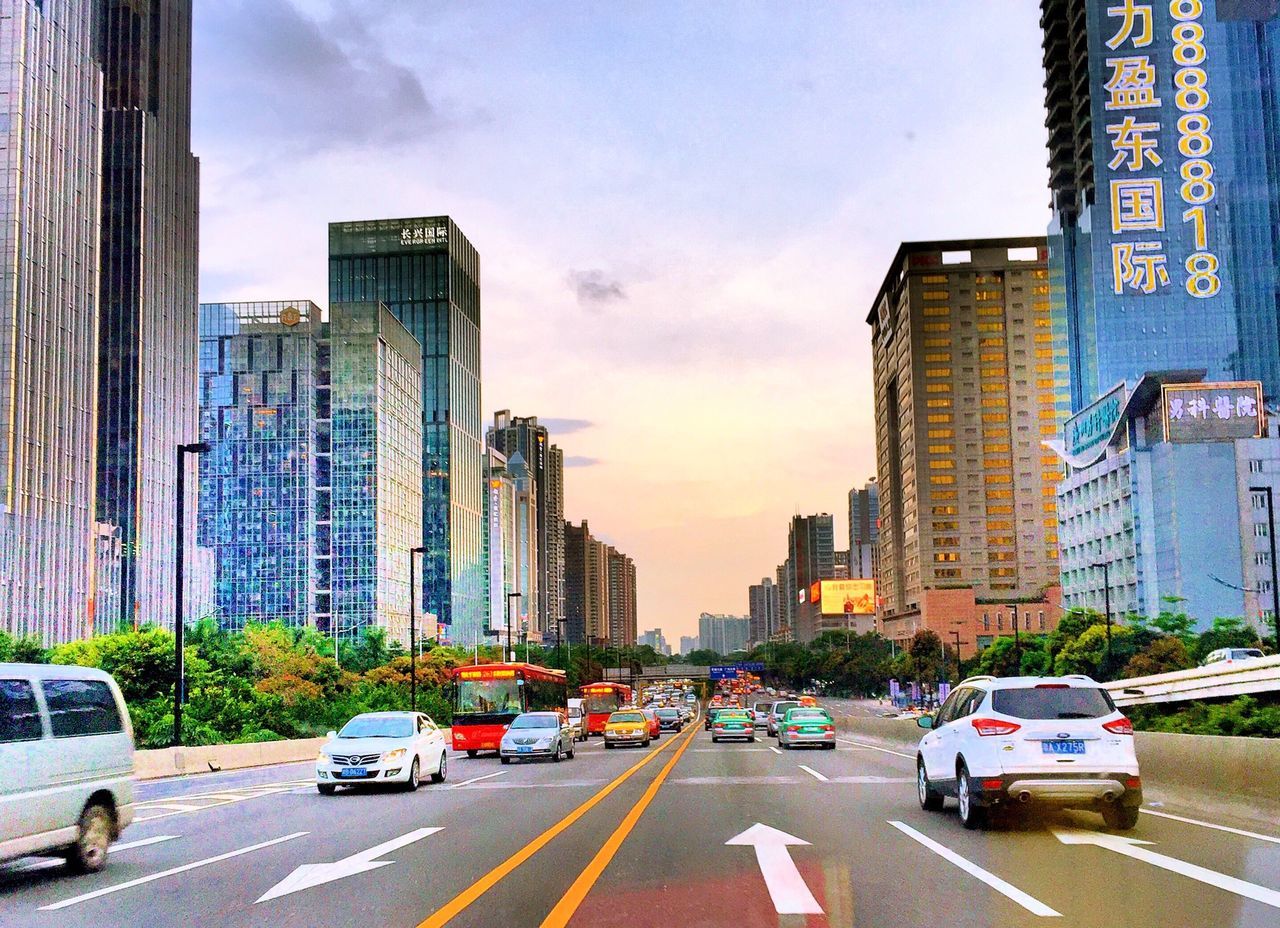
<box><xmin>418</xmin><ymin>719</ymin><xmax>698</xmax><ymax>928</ymax></box>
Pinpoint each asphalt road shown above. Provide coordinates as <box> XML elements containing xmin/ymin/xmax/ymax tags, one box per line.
<box><xmin>3</xmin><ymin>710</ymin><xmax>1280</xmax><ymax>928</ymax></box>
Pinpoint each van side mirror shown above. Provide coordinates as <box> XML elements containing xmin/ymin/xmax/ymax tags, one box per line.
<box><xmin>916</xmin><ymin>715</ymin><xmax>934</xmax><ymax>730</ymax></box>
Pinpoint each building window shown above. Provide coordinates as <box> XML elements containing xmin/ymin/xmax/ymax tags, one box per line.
<box><xmin>1254</xmin><ymin>493</ymin><xmax>1269</xmax><ymax>510</ymax></box>
<box><xmin>982</xmin><ymin>614</ymin><xmax>990</xmax><ymax>631</ymax></box>
<box><xmin>1257</xmin><ymin>523</ymin><xmax>1271</xmax><ymax>538</ymax></box>
<box><xmin>997</xmin><ymin>613</ymin><xmax>1004</xmax><ymax>630</ymax></box>
<box><xmin>1038</xmin><ymin>610</ymin><xmax>1045</xmax><ymax>630</ymax></box>
<box><xmin>1256</xmin><ymin>552</ymin><xmax>1271</xmax><ymax>566</ymax></box>
<box><xmin>1249</xmin><ymin>459</ymin><xmax>1264</xmax><ymax>474</ymax></box>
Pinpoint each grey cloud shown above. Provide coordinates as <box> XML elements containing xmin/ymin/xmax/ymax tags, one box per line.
<box><xmin>539</xmin><ymin>417</ymin><xmax>593</xmax><ymax>435</ymax></box>
<box><xmin>564</xmin><ymin>455</ymin><xmax>600</xmax><ymax>468</ymax></box>
<box><xmin>567</xmin><ymin>270</ymin><xmax>627</xmax><ymax>308</ymax></box>
<box><xmin>194</xmin><ymin>0</ymin><xmax>437</xmax><ymax>158</ymax></box>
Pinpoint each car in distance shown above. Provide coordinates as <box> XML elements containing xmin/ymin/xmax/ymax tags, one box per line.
<box><xmin>711</xmin><ymin>709</ymin><xmax>756</xmax><ymax>743</ymax></box>
<box><xmin>766</xmin><ymin>700</ymin><xmax>800</xmax><ymax>736</ymax></box>
<box><xmin>777</xmin><ymin>707</ymin><xmax>836</xmax><ymax>750</ymax></box>
<box><xmin>750</xmin><ymin>701</ymin><xmax>773</xmax><ymax>729</ymax></box>
<box><xmin>566</xmin><ymin>698</ymin><xmax>588</xmax><ymax>742</ymax></box>
<box><xmin>640</xmin><ymin>707</ymin><xmax>662</xmax><ymax>740</ymax></box>
<box><xmin>0</xmin><ymin>663</ymin><xmax>135</xmax><ymax>873</ymax></box>
<box><xmin>604</xmin><ymin>710</ymin><xmax>650</xmax><ymax>748</ymax></box>
<box><xmin>655</xmin><ymin>707</ymin><xmax>683</xmax><ymax>731</ymax></box>
<box><xmin>317</xmin><ymin>711</ymin><xmax>447</xmax><ymax>793</ymax></box>
<box><xmin>500</xmin><ymin>712</ymin><xmax>575</xmax><ymax>764</ymax></box>
<box><xmin>915</xmin><ymin>675</ymin><xmax>1142</xmax><ymax>830</ymax></box>
<box><xmin>1199</xmin><ymin>647</ymin><xmax>1266</xmax><ymax>666</ymax></box>
<box><xmin>704</xmin><ymin>706</ymin><xmax>723</xmax><ymax>731</ymax></box>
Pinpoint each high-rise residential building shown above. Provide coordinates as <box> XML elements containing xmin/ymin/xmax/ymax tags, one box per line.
<box><xmin>488</xmin><ymin>412</ymin><xmax>566</xmax><ymax>638</ymax></box>
<box><xmin>698</xmin><ymin>613</ymin><xmax>750</xmax><ymax>655</ymax></box>
<box><xmin>679</xmin><ymin>635</ymin><xmax>699</xmax><ymax>655</ymax></box>
<box><xmin>1040</xmin><ymin>0</ymin><xmax>1280</xmax><ymax>410</ymax></box>
<box><xmin>329</xmin><ymin>217</ymin><xmax>484</xmax><ymax>644</ymax></box>
<box><xmin>748</xmin><ymin>577</ymin><xmax>780</xmax><ymax>645</ymax></box>
<box><xmin>867</xmin><ymin>239</ymin><xmax>1068</xmax><ymax>643</ymax></box>
<box><xmin>564</xmin><ymin>519</ymin><xmax>609</xmax><ymax>645</ymax></box>
<box><xmin>195</xmin><ymin>301</ymin><xmax>422</xmax><ymax>645</ymax></box>
<box><xmin>638</xmin><ymin>628</ymin><xmax>669</xmax><ymax>654</ymax></box>
<box><xmin>848</xmin><ymin>478</ymin><xmax>880</xmax><ymax>579</ymax></box>
<box><xmin>833</xmin><ymin>550</ymin><xmax>851</xmax><ymax>579</ymax></box>
<box><xmin>0</xmin><ymin>2</ymin><xmax>104</xmax><ymax>642</ymax></box>
<box><xmin>774</xmin><ymin>561</ymin><xmax>792</xmax><ymax>641</ymax></box>
<box><xmin>485</xmin><ymin>447</ymin><xmax>516</xmax><ymax>639</ymax></box>
<box><xmin>606</xmin><ymin>546</ymin><xmax>637</xmax><ymax>647</ymax></box>
<box><xmin>508</xmin><ymin>451</ymin><xmax>540</xmax><ymax>640</ymax></box>
<box><xmin>788</xmin><ymin>513</ymin><xmax>835</xmax><ymax>643</ymax></box>
<box><xmin>96</xmin><ymin>0</ymin><xmax>201</xmax><ymax>633</ymax></box>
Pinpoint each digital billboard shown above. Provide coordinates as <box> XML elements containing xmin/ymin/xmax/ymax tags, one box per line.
<box><xmin>1162</xmin><ymin>381</ymin><xmax>1264</xmax><ymax>443</ymax></box>
<box><xmin>817</xmin><ymin>580</ymin><xmax>875</xmax><ymax>616</ymax></box>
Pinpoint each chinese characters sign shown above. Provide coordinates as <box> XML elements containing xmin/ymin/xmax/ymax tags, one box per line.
<box><xmin>1098</xmin><ymin>0</ymin><xmax>1220</xmax><ymax>299</ymax></box>
<box><xmin>1162</xmin><ymin>381</ymin><xmax>1263</xmax><ymax>442</ymax></box>
<box><xmin>1065</xmin><ymin>382</ymin><xmax>1127</xmax><ymax>462</ymax></box>
<box><xmin>329</xmin><ymin>217</ymin><xmax>451</xmax><ymax>254</ymax></box>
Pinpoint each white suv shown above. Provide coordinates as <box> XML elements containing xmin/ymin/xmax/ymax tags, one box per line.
<box><xmin>915</xmin><ymin>675</ymin><xmax>1141</xmax><ymax>830</ymax></box>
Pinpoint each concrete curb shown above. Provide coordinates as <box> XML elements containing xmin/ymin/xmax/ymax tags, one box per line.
<box><xmin>133</xmin><ymin>728</ymin><xmax>454</xmax><ymax>780</ymax></box>
<box><xmin>832</xmin><ymin>716</ymin><xmax>1280</xmax><ymax>806</ymax></box>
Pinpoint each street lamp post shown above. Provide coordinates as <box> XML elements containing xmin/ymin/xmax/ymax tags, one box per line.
<box><xmin>951</xmin><ymin>629</ymin><xmax>962</xmax><ymax>683</ymax></box>
<box><xmin>1091</xmin><ymin>561</ymin><xmax>1113</xmax><ymax>669</ymax></box>
<box><xmin>1009</xmin><ymin>604</ymin><xmax>1021</xmax><ymax>671</ymax></box>
<box><xmin>173</xmin><ymin>441</ymin><xmax>211</xmax><ymax>747</ymax></box>
<box><xmin>506</xmin><ymin>592</ymin><xmax>521</xmax><ymax>662</ymax></box>
<box><xmin>409</xmin><ymin>546</ymin><xmax>425</xmax><ymax>712</ymax></box>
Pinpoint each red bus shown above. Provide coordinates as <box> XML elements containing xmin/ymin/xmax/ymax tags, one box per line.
<box><xmin>450</xmin><ymin>663</ymin><xmax>568</xmax><ymax>755</ymax></box>
<box><xmin>580</xmin><ymin>682</ymin><xmax>634</xmax><ymax>736</ymax></box>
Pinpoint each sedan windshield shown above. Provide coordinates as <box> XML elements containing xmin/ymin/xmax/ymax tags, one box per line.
<box><xmin>338</xmin><ymin>716</ymin><xmax>413</xmax><ymax>739</ymax></box>
<box><xmin>788</xmin><ymin>710</ymin><xmax>831</xmax><ymax>722</ymax></box>
<box><xmin>610</xmin><ymin>712</ymin><xmax>643</xmax><ymax>724</ymax></box>
<box><xmin>509</xmin><ymin>714</ymin><xmax>559</xmax><ymax>729</ymax></box>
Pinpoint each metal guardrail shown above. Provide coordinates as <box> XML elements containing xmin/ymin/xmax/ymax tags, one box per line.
<box><xmin>1103</xmin><ymin>654</ymin><xmax>1280</xmax><ymax>706</ymax></box>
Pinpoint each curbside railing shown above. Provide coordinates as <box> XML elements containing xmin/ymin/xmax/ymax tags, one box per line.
<box><xmin>830</xmin><ymin>715</ymin><xmax>1280</xmax><ymax>806</ymax></box>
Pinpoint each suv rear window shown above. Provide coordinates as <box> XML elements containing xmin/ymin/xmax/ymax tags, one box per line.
<box><xmin>992</xmin><ymin>686</ymin><xmax>1115</xmax><ymax>720</ymax></box>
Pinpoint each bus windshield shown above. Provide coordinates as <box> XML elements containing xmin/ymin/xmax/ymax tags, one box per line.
<box><xmin>456</xmin><ymin>679</ymin><xmax>522</xmax><ymax>714</ymax></box>
<box><xmin>583</xmin><ymin>693</ymin><xmax>622</xmax><ymax>714</ymax></box>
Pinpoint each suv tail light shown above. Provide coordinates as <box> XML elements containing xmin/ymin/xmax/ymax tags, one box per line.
<box><xmin>971</xmin><ymin>717</ymin><xmax>1021</xmax><ymax>737</ymax></box>
<box><xmin>1102</xmin><ymin>717</ymin><xmax>1134</xmax><ymax>735</ymax></box>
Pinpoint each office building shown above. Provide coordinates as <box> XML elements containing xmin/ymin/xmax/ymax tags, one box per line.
<box><xmin>488</xmin><ymin>412</ymin><xmax>566</xmax><ymax>638</ymax></box>
<box><xmin>508</xmin><ymin>452</ymin><xmax>540</xmax><ymax>641</ymax></box>
<box><xmin>485</xmin><ymin>448</ymin><xmax>516</xmax><ymax>639</ymax></box>
<box><xmin>1053</xmin><ymin>372</ymin><xmax>1280</xmax><ymax>635</ymax></box>
<box><xmin>698</xmin><ymin>613</ymin><xmax>750</xmax><ymax>655</ymax></box>
<box><xmin>0</xmin><ymin>2</ymin><xmax>103</xmax><ymax>642</ymax></box>
<box><xmin>788</xmin><ymin>514</ymin><xmax>836</xmax><ymax>643</ymax></box>
<box><xmin>196</xmin><ymin>301</ymin><xmax>422</xmax><ymax>645</ymax></box>
<box><xmin>639</xmin><ymin>628</ymin><xmax>669</xmax><ymax>654</ymax></box>
<box><xmin>606</xmin><ymin>546</ymin><xmax>637</xmax><ymax>647</ymax></box>
<box><xmin>833</xmin><ymin>550</ymin><xmax>851</xmax><ymax>579</ymax></box>
<box><xmin>96</xmin><ymin>0</ymin><xmax>201</xmax><ymax>632</ymax></box>
<box><xmin>867</xmin><ymin>239</ymin><xmax>1069</xmax><ymax>640</ymax></box>
<box><xmin>748</xmin><ymin>577</ymin><xmax>780</xmax><ymax>646</ymax></box>
<box><xmin>848</xmin><ymin>479</ymin><xmax>880</xmax><ymax>579</ymax></box>
<box><xmin>1040</xmin><ymin>0</ymin><xmax>1280</xmax><ymax>409</ymax></box>
<box><xmin>774</xmin><ymin>562</ymin><xmax>792</xmax><ymax>640</ymax></box>
<box><xmin>564</xmin><ymin>520</ymin><xmax>609</xmax><ymax>645</ymax></box>
<box><xmin>329</xmin><ymin>217</ymin><xmax>484</xmax><ymax>644</ymax></box>
<box><xmin>679</xmin><ymin>635</ymin><xmax>699</xmax><ymax>655</ymax></box>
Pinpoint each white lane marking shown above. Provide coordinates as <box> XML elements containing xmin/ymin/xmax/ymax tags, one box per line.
<box><xmin>1140</xmin><ymin>808</ymin><xmax>1280</xmax><ymax>846</ymax></box>
<box><xmin>1054</xmin><ymin>827</ymin><xmax>1280</xmax><ymax>909</ymax></box>
<box><xmin>39</xmin><ymin>832</ymin><xmax>308</xmax><ymax>911</ymax></box>
<box><xmin>836</xmin><ymin>738</ymin><xmax>914</xmax><ymax>759</ymax></box>
<box><xmin>133</xmin><ymin>780</ymin><xmax>312</xmax><ymax>821</ymax></box>
<box><xmin>769</xmin><ymin>746</ymin><xmax>783</xmax><ymax>755</ymax></box>
<box><xmin>450</xmin><ymin>770</ymin><xmax>507</xmax><ymax>789</ymax></box>
<box><xmin>889</xmin><ymin>822</ymin><xmax>1061</xmax><ymax>917</ymax></box>
<box><xmin>19</xmin><ymin>835</ymin><xmax>180</xmax><ymax>872</ymax></box>
<box><xmin>798</xmin><ymin>765</ymin><xmax>829</xmax><ymax>782</ymax></box>
<box><xmin>257</xmin><ymin>827</ymin><xmax>443</xmax><ymax>903</ymax></box>
<box><xmin>725</xmin><ymin>824</ymin><xmax>823</xmax><ymax>915</ymax></box>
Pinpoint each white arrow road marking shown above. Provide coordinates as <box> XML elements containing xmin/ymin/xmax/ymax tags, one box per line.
<box><xmin>256</xmin><ymin>828</ymin><xmax>442</xmax><ymax>903</ymax></box>
<box><xmin>20</xmin><ymin>835</ymin><xmax>179</xmax><ymax>872</ymax></box>
<box><xmin>40</xmin><ymin>833</ymin><xmax>307</xmax><ymax>910</ymax></box>
<box><xmin>889</xmin><ymin>822</ymin><xmax>1061</xmax><ymax>917</ymax></box>
<box><xmin>1140</xmin><ymin>809</ymin><xmax>1280</xmax><ymax>846</ymax></box>
<box><xmin>1053</xmin><ymin>827</ymin><xmax>1280</xmax><ymax>909</ymax></box>
<box><xmin>725</xmin><ymin>823</ymin><xmax>824</xmax><ymax>915</ymax></box>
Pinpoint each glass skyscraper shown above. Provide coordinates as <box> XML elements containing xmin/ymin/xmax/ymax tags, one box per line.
<box><xmin>1041</xmin><ymin>0</ymin><xmax>1280</xmax><ymax>410</ymax></box>
<box><xmin>329</xmin><ymin>218</ymin><xmax>485</xmax><ymax>645</ymax></box>
<box><xmin>0</xmin><ymin>1</ymin><xmax>103</xmax><ymax>642</ymax></box>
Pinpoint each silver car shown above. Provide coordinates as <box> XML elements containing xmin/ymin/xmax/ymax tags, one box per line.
<box><xmin>767</xmin><ymin>700</ymin><xmax>800</xmax><ymax>736</ymax></box>
<box><xmin>500</xmin><ymin>712</ymin><xmax>576</xmax><ymax>763</ymax></box>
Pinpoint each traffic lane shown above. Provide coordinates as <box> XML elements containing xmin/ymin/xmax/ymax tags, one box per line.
<box><xmin>133</xmin><ymin>759</ymin><xmax>315</xmax><ymax>801</ymax></box>
<box><xmin>1</xmin><ymin>738</ymin><xmax>669</xmax><ymax>927</ymax></box>
<box><xmin>821</xmin><ymin>697</ymin><xmax>897</xmax><ymax>719</ymax></box>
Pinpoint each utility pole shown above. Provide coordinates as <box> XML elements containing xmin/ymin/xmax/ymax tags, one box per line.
<box><xmin>1092</xmin><ymin>561</ymin><xmax>1113</xmax><ymax>672</ymax></box>
<box><xmin>409</xmin><ymin>546</ymin><xmax>425</xmax><ymax>712</ymax></box>
<box><xmin>173</xmin><ymin>441</ymin><xmax>210</xmax><ymax>748</ymax></box>
<box><xmin>1251</xmin><ymin>486</ymin><xmax>1280</xmax><ymax>651</ymax></box>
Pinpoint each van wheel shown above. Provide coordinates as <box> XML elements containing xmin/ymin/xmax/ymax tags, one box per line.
<box><xmin>66</xmin><ymin>802</ymin><xmax>114</xmax><ymax>873</ymax></box>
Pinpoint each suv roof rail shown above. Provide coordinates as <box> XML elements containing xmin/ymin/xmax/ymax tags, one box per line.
<box><xmin>958</xmin><ymin>675</ymin><xmax>997</xmax><ymax>685</ymax></box>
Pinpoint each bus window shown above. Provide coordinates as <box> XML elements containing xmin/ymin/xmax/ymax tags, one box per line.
<box><xmin>456</xmin><ymin>678</ymin><xmax>522</xmax><ymax>714</ymax></box>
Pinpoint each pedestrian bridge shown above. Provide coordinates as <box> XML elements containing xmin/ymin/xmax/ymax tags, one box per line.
<box><xmin>602</xmin><ymin>663</ymin><xmax>710</xmax><ymax>681</ymax></box>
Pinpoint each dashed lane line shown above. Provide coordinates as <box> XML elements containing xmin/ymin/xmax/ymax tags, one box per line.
<box><xmin>19</xmin><ymin>835</ymin><xmax>179</xmax><ymax>872</ymax></box>
<box><xmin>450</xmin><ymin>770</ymin><xmax>507</xmax><ymax>789</ymax></box>
<box><xmin>1140</xmin><ymin>808</ymin><xmax>1280</xmax><ymax>845</ymax></box>
<box><xmin>798</xmin><ymin>765</ymin><xmax>829</xmax><ymax>783</ymax></box>
<box><xmin>835</xmin><ymin>737</ymin><xmax>914</xmax><ymax>759</ymax></box>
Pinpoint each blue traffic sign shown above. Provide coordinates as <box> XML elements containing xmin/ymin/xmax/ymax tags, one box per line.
<box><xmin>709</xmin><ymin>666</ymin><xmax>738</xmax><ymax>680</ymax></box>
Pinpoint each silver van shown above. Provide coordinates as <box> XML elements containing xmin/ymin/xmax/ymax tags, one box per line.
<box><xmin>0</xmin><ymin>663</ymin><xmax>135</xmax><ymax>872</ymax></box>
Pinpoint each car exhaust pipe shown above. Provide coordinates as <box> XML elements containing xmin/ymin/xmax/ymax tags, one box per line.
<box><xmin>1018</xmin><ymin>791</ymin><xmax>1031</xmax><ymax>803</ymax></box>
<box><xmin>1102</xmin><ymin>791</ymin><xmax>1116</xmax><ymax>803</ymax></box>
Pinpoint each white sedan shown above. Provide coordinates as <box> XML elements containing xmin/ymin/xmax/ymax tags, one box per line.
<box><xmin>317</xmin><ymin>711</ymin><xmax>447</xmax><ymax>793</ymax></box>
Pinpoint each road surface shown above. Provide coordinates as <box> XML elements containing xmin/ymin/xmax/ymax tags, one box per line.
<box><xmin>3</xmin><ymin>713</ymin><xmax>1279</xmax><ymax>927</ymax></box>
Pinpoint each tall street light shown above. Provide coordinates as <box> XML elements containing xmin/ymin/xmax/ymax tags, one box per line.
<box><xmin>950</xmin><ymin>627</ymin><xmax>963</xmax><ymax>683</ymax></box>
<box><xmin>409</xmin><ymin>546</ymin><xmax>426</xmax><ymax>712</ymax></box>
<box><xmin>506</xmin><ymin>592</ymin><xmax>521</xmax><ymax>662</ymax></box>
<box><xmin>174</xmin><ymin>441</ymin><xmax>211</xmax><ymax>747</ymax></box>
<box><xmin>1091</xmin><ymin>561</ymin><xmax>1113</xmax><ymax>669</ymax></box>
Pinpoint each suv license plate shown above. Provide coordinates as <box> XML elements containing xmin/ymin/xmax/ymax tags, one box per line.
<box><xmin>340</xmin><ymin>767</ymin><xmax>367</xmax><ymax>777</ymax></box>
<box><xmin>1042</xmin><ymin>740</ymin><xmax>1085</xmax><ymax>755</ymax></box>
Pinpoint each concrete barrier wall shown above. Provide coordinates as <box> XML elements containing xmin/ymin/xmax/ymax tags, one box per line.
<box><xmin>831</xmin><ymin>716</ymin><xmax>1280</xmax><ymax>805</ymax></box>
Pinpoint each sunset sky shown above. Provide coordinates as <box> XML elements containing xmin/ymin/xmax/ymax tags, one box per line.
<box><xmin>193</xmin><ymin>0</ymin><xmax>1052</xmax><ymax>641</ymax></box>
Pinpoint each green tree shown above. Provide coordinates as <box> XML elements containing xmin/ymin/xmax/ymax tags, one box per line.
<box><xmin>908</xmin><ymin>629</ymin><xmax>947</xmax><ymax>683</ymax></box>
<box><xmin>684</xmin><ymin>648</ymin><xmax>723</xmax><ymax>666</ymax></box>
<box><xmin>0</xmin><ymin>630</ymin><xmax>48</xmax><ymax>663</ymax></box>
<box><xmin>1053</xmin><ymin>624</ymin><xmax>1135</xmax><ymax>679</ymax></box>
<box><xmin>1193</xmin><ymin>616</ymin><xmax>1262</xmax><ymax>662</ymax></box>
<box><xmin>1122</xmin><ymin>636</ymin><xmax>1193</xmax><ymax>678</ymax></box>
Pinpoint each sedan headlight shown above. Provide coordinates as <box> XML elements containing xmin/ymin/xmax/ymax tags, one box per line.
<box><xmin>382</xmin><ymin>748</ymin><xmax>407</xmax><ymax>764</ymax></box>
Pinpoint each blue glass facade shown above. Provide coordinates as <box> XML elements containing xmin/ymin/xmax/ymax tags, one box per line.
<box><xmin>328</xmin><ymin>218</ymin><xmax>485</xmax><ymax>646</ymax></box>
<box><xmin>1045</xmin><ymin>1</ymin><xmax>1280</xmax><ymax>410</ymax></box>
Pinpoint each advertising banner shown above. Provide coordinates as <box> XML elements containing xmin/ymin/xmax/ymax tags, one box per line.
<box><xmin>1162</xmin><ymin>381</ymin><xmax>1264</xmax><ymax>442</ymax></box>
<box><xmin>817</xmin><ymin>580</ymin><xmax>876</xmax><ymax>616</ymax></box>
